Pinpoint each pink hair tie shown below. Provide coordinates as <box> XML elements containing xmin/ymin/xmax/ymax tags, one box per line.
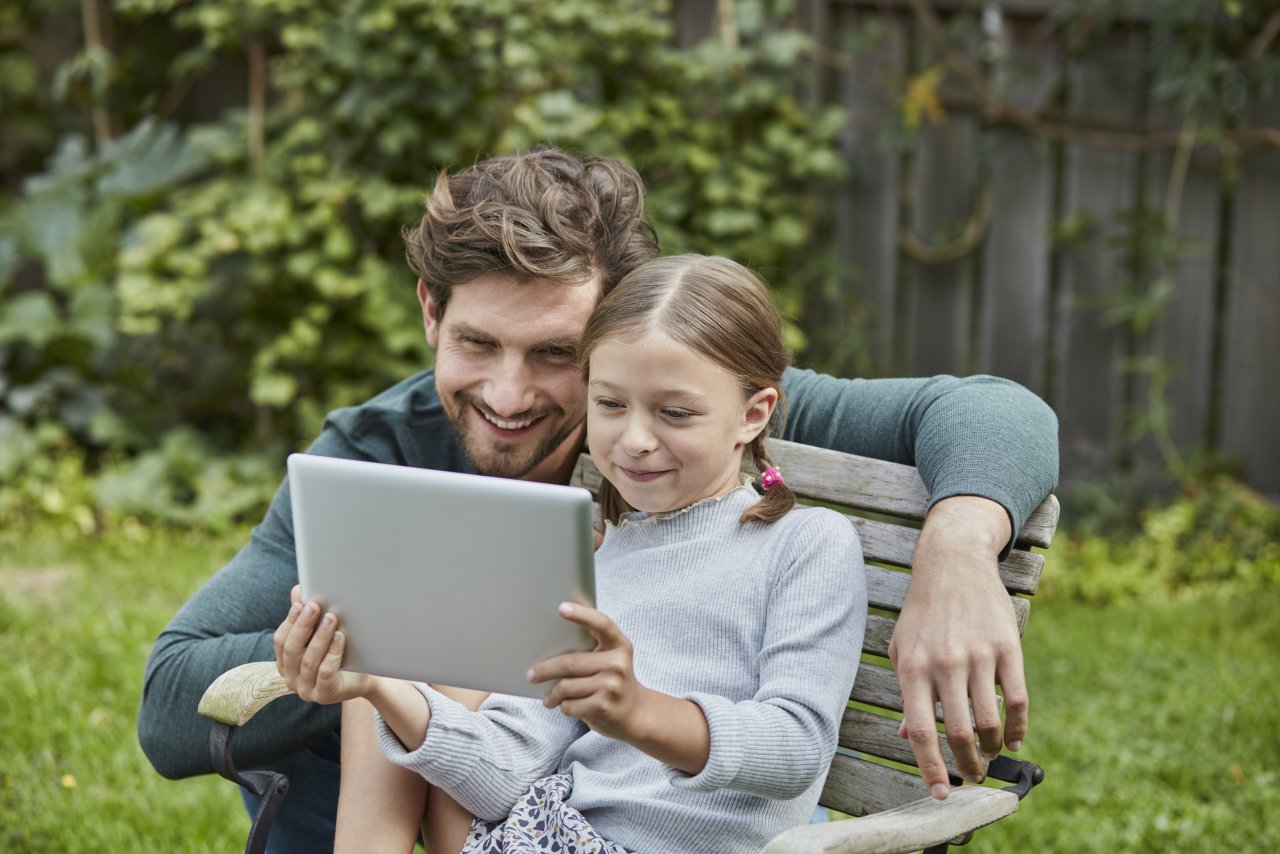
<box><xmin>760</xmin><ymin>466</ymin><xmax>785</xmax><ymax>491</ymax></box>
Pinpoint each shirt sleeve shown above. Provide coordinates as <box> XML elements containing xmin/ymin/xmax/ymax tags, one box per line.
<box><xmin>375</xmin><ymin>686</ymin><xmax>587</xmax><ymax>821</ymax></box>
<box><xmin>137</xmin><ymin>415</ymin><xmax>376</xmax><ymax>779</ymax></box>
<box><xmin>781</xmin><ymin>368</ymin><xmax>1059</xmax><ymax>557</ymax></box>
<box><xmin>667</xmin><ymin>511</ymin><xmax>867</xmax><ymax>799</ymax></box>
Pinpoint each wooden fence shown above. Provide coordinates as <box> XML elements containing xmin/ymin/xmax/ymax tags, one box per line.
<box><xmin>678</xmin><ymin>0</ymin><xmax>1280</xmax><ymax>497</ymax></box>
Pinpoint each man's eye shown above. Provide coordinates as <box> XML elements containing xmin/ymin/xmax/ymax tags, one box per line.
<box><xmin>543</xmin><ymin>346</ymin><xmax>576</xmax><ymax>361</ymax></box>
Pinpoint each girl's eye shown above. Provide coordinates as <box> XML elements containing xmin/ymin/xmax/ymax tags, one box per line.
<box><xmin>662</xmin><ymin>409</ymin><xmax>694</xmax><ymax>420</ymax></box>
<box><xmin>595</xmin><ymin>398</ymin><xmax>623</xmax><ymax>410</ymax></box>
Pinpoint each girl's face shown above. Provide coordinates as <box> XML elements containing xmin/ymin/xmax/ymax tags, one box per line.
<box><xmin>586</xmin><ymin>330</ymin><xmax>776</xmax><ymax>515</ymax></box>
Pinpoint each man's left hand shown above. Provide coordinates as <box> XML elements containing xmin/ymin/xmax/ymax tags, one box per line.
<box><xmin>889</xmin><ymin>495</ymin><xmax>1027</xmax><ymax>800</ymax></box>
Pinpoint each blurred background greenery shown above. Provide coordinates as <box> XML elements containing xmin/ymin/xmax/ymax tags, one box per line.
<box><xmin>2</xmin><ymin>0</ymin><xmax>1278</xmax><ymax>851</ymax></box>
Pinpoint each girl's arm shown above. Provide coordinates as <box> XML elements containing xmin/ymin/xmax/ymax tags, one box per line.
<box><xmin>536</xmin><ymin>511</ymin><xmax>868</xmax><ymax>801</ymax></box>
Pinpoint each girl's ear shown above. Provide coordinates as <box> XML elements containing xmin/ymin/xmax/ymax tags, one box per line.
<box><xmin>738</xmin><ymin>387</ymin><xmax>778</xmax><ymax>446</ymax></box>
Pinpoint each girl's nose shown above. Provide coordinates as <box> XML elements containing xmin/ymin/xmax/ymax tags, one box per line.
<box><xmin>620</xmin><ymin>416</ymin><xmax>657</xmax><ymax>456</ymax></box>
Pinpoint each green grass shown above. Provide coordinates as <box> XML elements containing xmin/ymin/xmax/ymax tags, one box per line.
<box><xmin>0</xmin><ymin>524</ymin><xmax>247</xmax><ymax>852</ymax></box>
<box><xmin>2</xmin><ymin>522</ymin><xmax>1277</xmax><ymax>852</ymax></box>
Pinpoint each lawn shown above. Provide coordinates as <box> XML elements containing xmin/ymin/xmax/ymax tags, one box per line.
<box><xmin>2</xmin><ymin>521</ymin><xmax>1277</xmax><ymax>852</ymax></box>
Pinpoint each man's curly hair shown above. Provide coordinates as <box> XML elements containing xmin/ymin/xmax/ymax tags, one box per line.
<box><xmin>404</xmin><ymin>147</ymin><xmax>660</xmax><ymax>317</ymax></box>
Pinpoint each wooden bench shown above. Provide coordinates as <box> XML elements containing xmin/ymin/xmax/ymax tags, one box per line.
<box><xmin>200</xmin><ymin>438</ymin><xmax>1059</xmax><ymax>853</ymax></box>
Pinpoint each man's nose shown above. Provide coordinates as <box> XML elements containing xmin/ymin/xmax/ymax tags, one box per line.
<box><xmin>483</xmin><ymin>356</ymin><xmax>537</xmax><ymax>417</ymax></box>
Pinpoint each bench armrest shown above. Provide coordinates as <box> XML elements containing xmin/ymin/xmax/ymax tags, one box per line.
<box><xmin>762</xmin><ymin>787</ymin><xmax>1019</xmax><ymax>854</ymax></box>
<box><xmin>198</xmin><ymin>661</ymin><xmax>296</xmax><ymax>726</ymax></box>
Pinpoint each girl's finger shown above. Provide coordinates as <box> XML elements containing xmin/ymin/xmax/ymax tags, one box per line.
<box><xmin>528</xmin><ymin>650</ymin><xmax>605</xmax><ymax>684</ymax></box>
<box><xmin>542</xmin><ymin>675</ymin><xmax>598</xmax><ymax>711</ymax></box>
<box><xmin>557</xmin><ymin>602</ymin><xmax>623</xmax><ymax>649</ymax></box>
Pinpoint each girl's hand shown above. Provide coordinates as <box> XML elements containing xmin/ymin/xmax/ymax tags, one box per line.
<box><xmin>274</xmin><ymin>584</ymin><xmax>375</xmax><ymax>704</ymax></box>
<box><xmin>529</xmin><ymin>602</ymin><xmax>655</xmax><ymax>741</ymax></box>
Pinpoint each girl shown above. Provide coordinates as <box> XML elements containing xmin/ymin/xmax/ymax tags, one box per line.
<box><xmin>275</xmin><ymin>254</ymin><xmax>868</xmax><ymax>853</ymax></box>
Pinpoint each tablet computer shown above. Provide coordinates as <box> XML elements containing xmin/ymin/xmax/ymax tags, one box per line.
<box><xmin>288</xmin><ymin>453</ymin><xmax>596</xmax><ymax>698</ymax></box>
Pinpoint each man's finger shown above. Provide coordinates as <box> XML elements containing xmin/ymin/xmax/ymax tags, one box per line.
<box><xmin>997</xmin><ymin>648</ymin><xmax>1029</xmax><ymax>752</ymax></box>
<box><xmin>939</xmin><ymin>679</ymin><xmax>984</xmax><ymax>783</ymax></box>
<box><xmin>899</xmin><ymin>676</ymin><xmax>951</xmax><ymax>800</ymax></box>
<box><xmin>969</xmin><ymin>668</ymin><xmax>1004</xmax><ymax>761</ymax></box>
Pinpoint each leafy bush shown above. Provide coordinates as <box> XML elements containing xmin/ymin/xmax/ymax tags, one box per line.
<box><xmin>1048</xmin><ymin>475</ymin><xmax>1280</xmax><ymax>604</ymax></box>
<box><xmin>1</xmin><ymin>0</ymin><xmax>846</xmax><ymax>526</ymax></box>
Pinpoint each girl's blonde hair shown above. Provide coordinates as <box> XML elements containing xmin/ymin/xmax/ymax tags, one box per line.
<box><xmin>579</xmin><ymin>254</ymin><xmax>796</xmax><ymax>525</ymax></box>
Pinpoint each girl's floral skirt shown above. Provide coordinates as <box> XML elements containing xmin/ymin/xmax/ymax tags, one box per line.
<box><xmin>461</xmin><ymin>773</ymin><xmax>631</xmax><ymax>854</ymax></box>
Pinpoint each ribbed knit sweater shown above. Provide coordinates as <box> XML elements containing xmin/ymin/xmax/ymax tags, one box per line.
<box><xmin>376</xmin><ymin>485</ymin><xmax>868</xmax><ymax>853</ymax></box>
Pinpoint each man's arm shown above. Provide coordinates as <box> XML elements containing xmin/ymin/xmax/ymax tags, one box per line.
<box><xmin>136</xmin><ymin>418</ymin><xmax>383</xmax><ymax>779</ymax></box>
<box><xmin>780</xmin><ymin>369</ymin><xmax>1058</xmax><ymax>798</ymax></box>
<box><xmin>137</xmin><ymin>475</ymin><xmax>342</xmax><ymax>778</ymax></box>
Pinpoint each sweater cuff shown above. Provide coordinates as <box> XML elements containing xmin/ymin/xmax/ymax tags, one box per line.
<box><xmin>374</xmin><ymin>683</ymin><xmax>476</xmax><ymax>786</ymax></box>
<box><xmin>666</xmin><ymin>692</ymin><xmax>744</xmax><ymax>792</ymax></box>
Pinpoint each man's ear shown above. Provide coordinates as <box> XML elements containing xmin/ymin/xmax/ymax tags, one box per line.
<box><xmin>418</xmin><ymin>280</ymin><xmax>441</xmax><ymax>348</ymax></box>
<box><xmin>738</xmin><ymin>387</ymin><xmax>779</xmax><ymax>446</ymax></box>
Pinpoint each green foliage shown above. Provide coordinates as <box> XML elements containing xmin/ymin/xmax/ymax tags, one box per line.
<box><xmin>1</xmin><ymin>0</ymin><xmax>846</xmax><ymax>525</ymax></box>
<box><xmin>1050</xmin><ymin>474</ymin><xmax>1280</xmax><ymax>605</ymax></box>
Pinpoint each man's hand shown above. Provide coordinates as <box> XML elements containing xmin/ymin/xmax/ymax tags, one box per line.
<box><xmin>889</xmin><ymin>496</ymin><xmax>1027</xmax><ymax>800</ymax></box>
<box><xmin>274</xmin><ymin>584</ymin><xmax>375</xmax><ymax>705</ymax></box>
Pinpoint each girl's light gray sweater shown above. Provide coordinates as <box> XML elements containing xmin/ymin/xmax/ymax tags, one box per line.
<box><xmin>376</xmin><ymin>486</ymin><xmax>867</xmax><ymax>853</ymax></box>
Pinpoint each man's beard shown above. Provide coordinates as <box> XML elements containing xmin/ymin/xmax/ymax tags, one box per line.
<box><xmin>448</xmin><ymin>393</ymin><xmax>580</xmax><ymax>480</ymax></box>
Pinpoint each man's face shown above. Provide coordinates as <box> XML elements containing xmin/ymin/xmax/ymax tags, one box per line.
<box><xmin>421</xmin><ymin>273</ymin><xmax>600</xmax><ymax>483</ymax></box>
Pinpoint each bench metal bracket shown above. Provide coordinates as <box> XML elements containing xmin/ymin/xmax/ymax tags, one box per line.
<box><xmin>209</xmin><ymin>722</ymin><xmax>290</xmax><ymax>854</ymax></box>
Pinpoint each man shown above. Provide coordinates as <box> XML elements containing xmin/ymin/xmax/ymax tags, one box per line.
<box><xmin>138</xmin><ymin>147</ymin><xmax>1057</xmax><ymax>850</ymax></box>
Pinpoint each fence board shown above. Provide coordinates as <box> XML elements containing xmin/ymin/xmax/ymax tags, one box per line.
<box><xmin>903</xmin><ymin>22</ymin><xmax>979</xmax><ymax>377</ymax></box>
<box><xmin>978</xmin><ymin>16</ymin><xmax>1056</xmax><ymax>396</ymax></box>
<box><xmin>835</xmin><ymin>5</ymin><xmax>906</xmax><ymax>373</ymax></box>
<box><xmin>1221</xmin><ymin>90</ymin><xmax>1280</xmax><ymax>495</ymax></box>
<box><xmin>1054</xmin><ymin>34</ymin><xmax>1143</xmax><ymax>479</ymax></box>
<box><xmin>1140</xmin><ymin>103</ymin><xmax>1222</xmax><ymax>459</ymax></box>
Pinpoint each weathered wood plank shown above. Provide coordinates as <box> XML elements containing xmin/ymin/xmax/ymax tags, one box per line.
<box><xmin>198</xmin><ymin>661</ymin><xmax>293</xmax><ymax>727</ymax></box>
<box><xmin>833</xmin><ymin>4</ymin><xmax>906</xmax><ymax>371</ymax></box>
<box><xmin>818</xmin><ymin>752</ymin><xmax>929</xmax><ymax>818</ymax></box>
<box><xmin>774</xmin><ymin>783</ymin><xmax>1019</xmax><ymax>854</ymax></box>
<box><xmin>902</xmin><ymin>20</ymin><xmax>979</xmax><ymax>377</ymax></box>
<box><xmin>839</xmin><ymin>706</ymin><xmax>965</xmax><ymax>780</ymax></box>
<box><xmin>766</xmin><ymin>440</ymin><xmax>1061</xmax><ymax>547</ymax></box>
<box><xmin>1054</xmin><ymin>31</ymin><xmax>1143</xmax><ymax>480</ymax></box>
<box><xmin>979</xmin><ymin>16</ymin><xmax>1055</xmax><ymax>396</ymax></box>
<box><xmin>1220</xmin><ymin>88</ymin><xmax>1280</xmax><ymax>496</ymax></box>
<box><xmin>1138</xmin><ymin>102</ymin><xmax>1221</xmax><ymax>458</ymax></box>
<box><xmin>863</xmin><ymin>613</ymin><xmax>897</xmax><ymax>658</ymax></box>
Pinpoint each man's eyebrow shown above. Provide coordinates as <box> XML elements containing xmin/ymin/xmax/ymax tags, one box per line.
<box><xmin>450</xmin><ymin>323</ymin><xmax>579</xmax><ymax>351</ymax></box>
<box><xmin>450</xmin><ymin>322</ymin><xmax>494</xmax><ymax>342</ymax></box>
